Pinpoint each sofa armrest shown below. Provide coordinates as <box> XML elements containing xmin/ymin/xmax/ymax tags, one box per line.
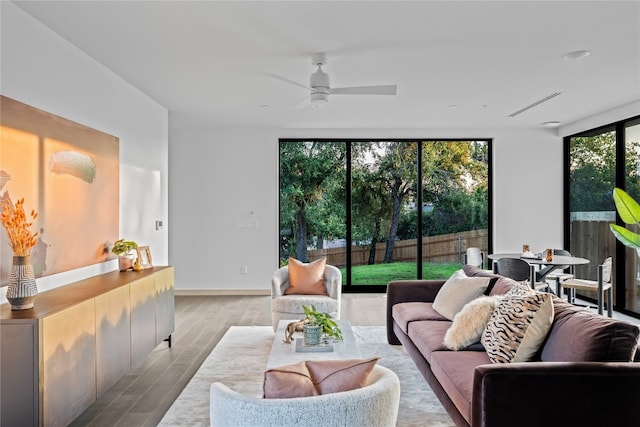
<box><xmin>386</xmin><ymin>280</ymin><xmax>446</xmax><ymax>344</ymax></box>
<box><xmin>472</xmin><ymin>362</ymin><xmax>640</xmax><ymax>427</ymax></box>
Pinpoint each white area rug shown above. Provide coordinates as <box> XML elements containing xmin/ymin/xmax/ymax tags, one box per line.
<box><xmin>159</xmin><ymin>326</ymin><xmax>454</xmax><ymax>427</ymax></box>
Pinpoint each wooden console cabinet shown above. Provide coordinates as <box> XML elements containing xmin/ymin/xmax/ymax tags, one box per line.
<box><xmin>0</xmin><ymin>266</ymin><xmax>174</xmax><ymax>427</ymax></box>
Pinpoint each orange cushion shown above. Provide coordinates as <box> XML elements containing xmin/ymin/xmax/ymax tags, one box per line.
<box><xmin>284</xmin><ymin>257</ymin><xmax>328</xmax><ymax>295</ymax></box>
<box><xmin>263</xmin><ymin>357</ymin><xmax>379</xmax><ymax>398</ymax></box>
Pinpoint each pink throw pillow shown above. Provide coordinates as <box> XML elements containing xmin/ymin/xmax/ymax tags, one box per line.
<box><xmin>284</xmin><ymin>257</ymin><xmax>328</xmax><ymax>295</ymax></box>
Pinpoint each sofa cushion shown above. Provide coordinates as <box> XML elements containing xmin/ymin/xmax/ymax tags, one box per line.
<box><xmin>392</xmin><ymin>302</ymin><xmax>448</xmax><ymax>334</ymax></box>
<box><xmin>407</xmin><ymin>320</ymin><xmax>452</xmax><ymax>364</ymax></box>
<box><xmin>263</xmin><ymin>357</ymin><xmax>379</xmax><ymax>398</ymax></box>
<box><xmin>487</xmin><ymin>277</ymin><xmax>519</xmax><ymax>296</ymax></box>
<box><xmin>284</xmin><ymin>257</ymin><xmax>328</xmax><ymax>295</ymax></box>
<box><xmin>432</xmin><ymin>270</ymin><xmax>491</xmax><ymax>320</ymax></box>
<box><xmin>463</xmin><ymin>264</ymin><xmax>500</xmax><ymax>278</ymax></box>
<box><xmin>481</xmin><ymin>290</ymin><xmax>554</xmax><ymax>363</ymax></box>
<box><xmin>541</xmin><ymin>297</ymin><xmax>640</xmax><ymax>362</ymax></box>
<box><xmin>444</xmin><ymin>295</ymin><xmax>504</xmax><ymax>350</ymax></box>
<box><xmin>431</xmin><ymin>351</ymin><xmax>492</xmax><ymax>425</ymax></box>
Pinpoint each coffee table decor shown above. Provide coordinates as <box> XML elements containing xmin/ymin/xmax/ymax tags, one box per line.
<box><xmin>302</xmin><ymin>303</ymin><xmax>343</xmax><ymax>341</ymax></box>
<box><xmin>282</xmin><ymin>304</ymin><xmax>343</xmax><ymax>347</ymax></box>
<box><xmin>295</xmin><ymin>336</ymin><xmax>333</xmax><ymax>352</ymax></box>
<box><xmin>270</xmin><ymin>319</ymin><xmax>360</xmax><ymax>369</ymax></box>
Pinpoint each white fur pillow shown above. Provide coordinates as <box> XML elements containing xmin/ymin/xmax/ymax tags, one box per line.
<box><xmin>444</xmin><ymin>296</ymin><xmax>504</xmax><ymax>350</ymax></box>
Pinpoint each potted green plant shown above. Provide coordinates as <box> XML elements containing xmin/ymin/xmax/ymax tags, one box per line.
<box><xmin>112</xmin><ymin>239</ymin><xmax>138</xmax><ymax>271</ymax></box>
<box><xmin>302</xmin><ymin>304</ymin><xmax>343</xmax><ymax>344</ymax></box>
<box><xmin>610</xmin><ymin>188</ymin><xmax>640</xmax><ymax>255</ymax></box>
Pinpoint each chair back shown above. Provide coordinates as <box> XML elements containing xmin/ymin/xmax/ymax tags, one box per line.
<box><xmin>601</xmin><ymin>257</ymin><xmax>613</xmax><ymax>284</ymax></box>
<box><xmin>552</xmin><ymin>248</ymin><xmax>572</xmax><ymax>272</ymax></box>
<box><xmin>465</xmin><ymin>247</ymin><xmax>484</xmax><ymax>268</ymax></box>
<box><xmin>495</xmin><ymin>257</ymin><xmax>532</xmax><ymax>282</ymax></box>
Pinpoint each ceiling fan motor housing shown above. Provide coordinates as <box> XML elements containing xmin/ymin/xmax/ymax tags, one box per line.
<box><xmin>310</xmin><ymin>66</ymin><xmax>330</xmax><ymax>90</ymax></box>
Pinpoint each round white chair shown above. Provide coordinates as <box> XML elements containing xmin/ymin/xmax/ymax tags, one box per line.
<box><xmin>209</xmin><ymin>365</ymin><xmax>400</xmax><ymax>427</ymax></box>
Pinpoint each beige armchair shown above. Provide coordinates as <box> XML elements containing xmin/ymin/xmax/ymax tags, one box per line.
<box><xmin>271</xmin><ymin>263</ymin><xmax>341</xmax><ymax>332</ymax></box>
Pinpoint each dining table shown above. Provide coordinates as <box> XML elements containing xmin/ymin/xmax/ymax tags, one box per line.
<box><xmin>487</xmin><ymin>252</ymin><xmax>591</xmax><ymax>294</ymax></box>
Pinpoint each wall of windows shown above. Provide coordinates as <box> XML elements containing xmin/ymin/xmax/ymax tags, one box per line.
<box><xmin>279</xmin><ymin>139</ymin><xmax>491</xmax><ymax>291</ymax></box>
<box><xmin>565</xmin><ymin>116</ymin><xmax>640</xmax><ymax>316</ymax></box>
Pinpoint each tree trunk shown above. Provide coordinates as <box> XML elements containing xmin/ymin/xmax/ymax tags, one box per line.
<box><xmin>384</xmin><ymin>180</ymin><xmax>403</xmax><ymax>263</ymax></box>
<box><xmin>295</xmin><ymin>209</ymin><xmax>308</xmax><ymax>261</ymax></box>
<box><xmin>368</xmin><ymin>219</ymin><xmax>381</xmax><ymax>265</ymax></box>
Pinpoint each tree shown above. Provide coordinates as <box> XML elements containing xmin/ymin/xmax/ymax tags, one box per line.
<box><xmin>279</xmin><ymin>142</ymin><xmax>344</xmax><ymax>261</ymax></box>
<box><xmin>351</xmin><ymin>164</ymin><xmax>389</xmax><ymax>264</ymax></box>
<box><xmin>421</xmin><ymin>141</ymin><xmax>488</xmax><ymax>236</ymax></box>
<box><xmin>374</xmin><ymin>142</ymin><xmax>417</xmax><ymax>263</ymax></box>
<box><xmin>569</xmin><ymin>132</ymin><xmax>617</xmax><ymax>212</ymax></box>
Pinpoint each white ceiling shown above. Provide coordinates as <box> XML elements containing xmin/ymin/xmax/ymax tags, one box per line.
<box><xmin>12</xmin><ymin>0</ymin><xmax>640</xmax><ymax>131</ymax></box>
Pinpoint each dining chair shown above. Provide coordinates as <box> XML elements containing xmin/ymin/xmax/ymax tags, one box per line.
<box><xmin>495</xmin><ymin>257</ymin><xmax>550</xmax><ymax>291</ymax></box>
<box><xmin>464</xmin><ymin>247</ymin><xmax>485</xmax><ymax>269</ymax></box>
<box><xmin>544</xmin><ymin>249</ymin><xmax>575</xmax><ymax>292</ymax></box>
<box><xmin>557</xmin><ymin>257</ymin><xmax>613</xmax><ymax>317</ymax></box>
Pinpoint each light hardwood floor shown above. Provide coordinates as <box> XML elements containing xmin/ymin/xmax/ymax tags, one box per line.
<box><xmin>69</xmin><ymin>293</ymin><xmax>388</xmax><ymax>427</ymax></box>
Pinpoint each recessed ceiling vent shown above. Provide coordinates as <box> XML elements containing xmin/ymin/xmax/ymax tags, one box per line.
<box><xmin>508</xmin><ymin>92</ymin><xmax>562</xmax><ymax>117</ymax></box>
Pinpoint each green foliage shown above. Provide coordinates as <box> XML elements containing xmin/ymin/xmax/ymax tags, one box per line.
<box><xmin>569</xmin><ymin>133</ymin><xmax>640</xmax><ymax>212</ymax></box>
<box><xmin>111</xmin><ymin>239</ymin><xmax>138</xmax><ymax>256</ymax></box>
<box><xmin>610</xmin><ymin>188</ymin><xmax>640</xmax><ymax>255</ymax></box>
<box><xmin>302</xmin><ymin>304</ymin><xmax>343</xmax><ymax>341</ymax></box>
<box><xmin>279</xmin><ymin>142</ymin><xmax>345</xmax><ymax>261</ymax></box>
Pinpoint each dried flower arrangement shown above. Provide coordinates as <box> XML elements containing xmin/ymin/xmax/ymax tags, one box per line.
<box><xmin>0</xmin><ymin>195</ymin><xmax>39</xmax><ymax>256</ymax></box>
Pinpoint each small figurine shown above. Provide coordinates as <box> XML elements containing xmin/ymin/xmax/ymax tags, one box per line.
<box><xmin>283</xmin><ymin>320</ymin><xmax>305</xmax><ymax>343</ymax></box>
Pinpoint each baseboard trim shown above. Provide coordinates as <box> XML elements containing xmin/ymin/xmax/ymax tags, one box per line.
<box><xmin>175</xmin><ymin>289</ymin><xmax>270</xmax><ymax>296</ymax></box>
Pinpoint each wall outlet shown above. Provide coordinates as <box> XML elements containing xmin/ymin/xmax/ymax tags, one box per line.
<box><xmin>240</xmin><ymin>265</ymin><xmax>248</xmax><ymax>275</ymax></box>
<box><xmin>155</xmin><ymin>220</ymin><xmax>163</xmax><ymax>230</ymax></box>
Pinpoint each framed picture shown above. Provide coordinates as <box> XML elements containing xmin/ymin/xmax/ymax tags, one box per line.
<box><xmin>136</xmin><ymin>246</ymin><xmax>153</xmax><ymax>269</ymax></box>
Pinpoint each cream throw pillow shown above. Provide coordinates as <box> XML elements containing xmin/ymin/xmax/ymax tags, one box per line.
<box><xmin>285</xmin><ymin>257</ymin><xmax>328</xmax><ymax>295</ymax></box>
<box><xmin>444</xmin><ymin>295</ymin><xmax>503</xmax><ymax>350</ymax></box>
<box><xmin>432</xmin><ymin>270</ymin><xmax>491</xmax><ymax>320</ymax></box>
<box><xmin>481</xmin><ymin>290</ymin><xmax>554</xmax><ymax>363</ymax></box>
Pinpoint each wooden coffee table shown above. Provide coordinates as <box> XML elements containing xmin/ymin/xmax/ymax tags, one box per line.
<box><xmin>267</xmin><ymin>319</ymin><xmax>361</xmax><ymax>369</ymax></box>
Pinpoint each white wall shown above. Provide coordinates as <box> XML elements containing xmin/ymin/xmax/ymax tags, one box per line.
<box><xmin>169</xmin><ymin>126</ymin><xmax>565</xmax><ymax>292</ymax></box>
<box><xmin>1</xmin><ymin>2</ymin><xmax>169</xmax><ymax>301</ymax></box>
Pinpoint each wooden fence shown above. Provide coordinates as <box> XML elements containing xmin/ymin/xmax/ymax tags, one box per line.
<box><xmin>570</xmin><ymin>220</ymin><xmax>640</xmax><ymax>304</ymax></box>
<box><xmin>308</xmin><ymin>229</ymin><xmax>488</xmax><ymax>267</ymax></box>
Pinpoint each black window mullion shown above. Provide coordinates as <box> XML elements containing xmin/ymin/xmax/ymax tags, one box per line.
<box><xmin>615</xmin><ymin>122</ymin><xmax>626</xmax><ymax>309</ymax></box>
<box><xmin>416</xmin><ymin>142</ymin><xmax>423</xmax><ymax>279</ymax></box>
<box><xmin>346</xmin><ymin>142</ymin><xmax>352</xmax><ymax>288</ymax></box>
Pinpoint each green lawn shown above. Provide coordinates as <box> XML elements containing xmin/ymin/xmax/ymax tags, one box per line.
<box><xmin>340</xmin><ymin>261</ymin><xmax>461</xmax><ymax>286</ymax></box>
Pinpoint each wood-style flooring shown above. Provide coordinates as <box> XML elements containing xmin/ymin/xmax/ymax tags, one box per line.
<box><xmin>69</xmin><ymin>293</ymin><xmax>388</xmax><ymax>427</ymax></box>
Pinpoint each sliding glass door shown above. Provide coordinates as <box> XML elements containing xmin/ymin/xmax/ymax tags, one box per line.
<box><xmin>279</xmin><ymin>139</ymin><xmax>491</xmax><ymax>291</ymax></box>
<box><xmin>566</xmin><ymin>116</ymin><xmax>640</xmax><ymax>315</ymax></box>
<box><xmin>567</xmin><ymin>127</ymin><xmax>617</xmax><ymax>302</ymax></box>
<box><xmin>623</xmin><ymin>119</ymin><xmax>640</xmax><ymax>312</ymax></box>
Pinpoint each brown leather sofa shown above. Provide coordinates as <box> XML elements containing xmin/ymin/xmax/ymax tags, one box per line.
<box><xmin>386</xmin><ymin>265</ymin><xmax>640</xmax><ymax>427</ymax></box>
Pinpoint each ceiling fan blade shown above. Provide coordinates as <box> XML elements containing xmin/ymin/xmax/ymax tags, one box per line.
<box><xmin>262</xmin><ymin>72</ymin><xmax>311</xmax><ymax>90</ymax></box>
<box><xmin>329</xmin><ymin>85</ymin><xmax>397</xmax><ymax>95</ymax></box>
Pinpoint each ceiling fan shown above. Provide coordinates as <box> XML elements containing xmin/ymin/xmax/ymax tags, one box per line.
<box><xmin>268</xmin><ymin>53</ymin><xmax>397</xmax><ymax>105</ymax></box>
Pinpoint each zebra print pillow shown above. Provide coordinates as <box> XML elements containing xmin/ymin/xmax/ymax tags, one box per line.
<box><xmin>481</xmin><ymin>290</ymin><xmax>554</xmax><ymax>363</ymax></box>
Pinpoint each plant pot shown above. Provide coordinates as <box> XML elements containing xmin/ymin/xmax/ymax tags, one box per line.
<box><xmin>6</xmin><ymin>255</ymin><xmax>38</xmax><ymax>310</ymax></box>
<box><xmin>303</xmin><ymin>324</ymin><xmax>322</xmax><ymax>346</ymax></box>
<box><xmin>118</xmin><ymin>255</ymin><xmax>135</xmax><ymax>271</ymax></box>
